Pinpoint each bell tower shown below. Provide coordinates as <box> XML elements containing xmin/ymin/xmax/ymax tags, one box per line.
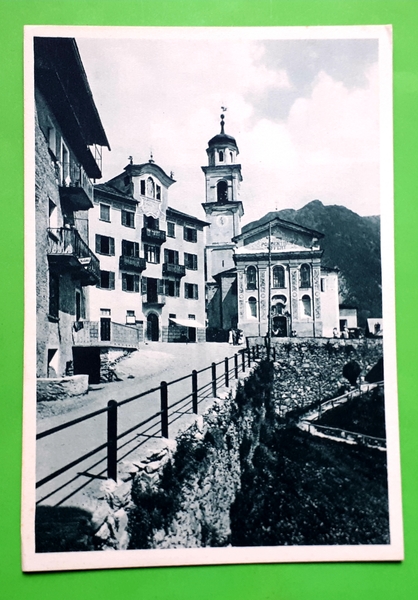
<box><xmin>202</xmin><ymin>111</ymin><xmax>244</xmax><ymax>279</ymax></box>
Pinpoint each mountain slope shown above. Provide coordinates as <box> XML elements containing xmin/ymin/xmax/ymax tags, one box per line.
<box><xmin>244</xmin><ymin>200</ymin><xmax>382</xmax><ymax>326</ymax></box>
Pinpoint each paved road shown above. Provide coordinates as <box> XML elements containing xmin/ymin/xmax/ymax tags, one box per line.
<box><xmin>36</xmin><ymin>342</ymin><xmax>247</xmax><ymax>508</ymax></box>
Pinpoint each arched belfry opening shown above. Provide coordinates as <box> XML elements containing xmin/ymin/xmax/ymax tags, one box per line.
<box><xmin>217</xmin><ymin>180</ymin><xmax>228</xmax><ymax>203</ymax></box>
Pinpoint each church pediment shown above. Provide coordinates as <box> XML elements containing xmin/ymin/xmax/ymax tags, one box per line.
<box><xmin>235</xmin><ymin>235</ymin><xmax>316</xmax><ymax>255</ymax></box>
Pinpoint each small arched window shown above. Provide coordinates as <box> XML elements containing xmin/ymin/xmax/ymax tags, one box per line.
<box><xmin>300</xmin><ymin>263</ymin><xmax>311</xmax><ymax>288</ymax></box>
<box><xmin>217</xmin><ymin>181</ymin><xmax>228</xmax><ymax>203</ymax></box>
<box><xmin>248</xmin><ymin>296</ymin><xmax>257</xmax><ymax>318</ymax></box>
<box><xmin>219</xmin><ymin>150</ymin><xmax>224</xmax><ymax>162</ymax></box>
<box><xmin>272</xmin><ymin>265</ymin><xmax>285</xmax><ymax>288</ymax></box>
<box><xmin>246</xmin><ymin>266</ymin><xmax>257</xmax><ymax>290</ymax></box>
<box><xmin>301</xmin><ymin>295</ymin><xmax>312</xmax><ymax>317</ymax></box>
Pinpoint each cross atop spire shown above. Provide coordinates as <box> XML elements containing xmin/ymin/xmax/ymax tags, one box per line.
<box><xmin>220</xmin><ymin>106</ymin><xmax>227</xmax><ymax>134</ymax></box>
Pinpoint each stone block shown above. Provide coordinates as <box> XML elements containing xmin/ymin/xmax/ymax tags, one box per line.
<box><xmin>37</xmin><ymin>374</ymin><xmax>89</xmax><ymax>401</ymax></box>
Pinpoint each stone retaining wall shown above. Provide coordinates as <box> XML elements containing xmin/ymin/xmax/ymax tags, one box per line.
<box><xmin>91</xmin><ymin>340</ymin><xmax>383</xmax><ymax>550</ymax></box>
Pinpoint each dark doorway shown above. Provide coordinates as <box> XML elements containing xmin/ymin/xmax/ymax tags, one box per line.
<box><xmin>147</xmin><ymin>313</ymin><xmax>159</xmax><ymax>341</ymax></box>
<box><xmin>272</xmin><ymin>316</ymin><xmax>288</xmax><ymax>337</ymax></box>
<box><xmin>147</xmin><ymin>278</ymin><xmax>158</xmax><ymax>303</ymax></box>
<box><xmin>188</xmin><ymin>327</ymin><xmax>196</xmax><ymax>342</ymax></box>
<box><xmin>73</xmin><ymin>347</ymin><xmax>100</xmax><ymax>384</ymax></box>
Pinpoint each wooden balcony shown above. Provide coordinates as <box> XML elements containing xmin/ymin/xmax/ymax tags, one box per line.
<box><xmin>119</xmin><ymin>255</ymin><xmax>146</xmax><ymax>273</ymax></box>
<box><xmin>59</xmin><ymin>161</ymin><xmax>94</xmax><ymax>210</ymax></box>
<box><xmin>162</xmin><ymin>262</ymin><xmax>186</xmax><ymax>277</ymax></box>
<box><xmin>47</xmin><ymin>228</ymin><xmax>100</xmax><ymax>285</ymax></box>
<box><xmin>141</xmin><ymin>227</ymin><xmax>166</xmax><ymax>245</ymax></box>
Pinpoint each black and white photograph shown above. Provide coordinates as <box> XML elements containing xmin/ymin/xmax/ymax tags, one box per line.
<box><xmin>22</xmin><ymin>25</ymin><xmax>403</xmax><ymax>571</ymax></box>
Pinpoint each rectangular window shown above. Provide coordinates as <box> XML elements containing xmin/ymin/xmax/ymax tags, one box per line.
<box><xmin>167</xmin><ymin>222</ymin><xmax>175</xmax><ymax>238</ymax></box>
<box><xmin>126</xmin><ymin>310</ymin><xmax>136</xmax><ymax>324</ymax></box>
<box><xmin>144</xmin><ymin>244</ymin><xmax>160</xmax><ymax>264</ymax></box>
<box><xmin>122</xmin><ymin>273</ymin><xmax>140</xmax><ymax>292</ymax></box>
<box><xmin>47</xmin><ymin>124</ymin><xmax>57</xmax><ymax>157</ymax></box>
<box><xmin>144</xmin><ymin>215</ymin><xmax>159</xmax><ymax>230</ymax></box>
<box><xmin>121</xmin><ymin>210</ymin><xmax>135</xmax><ymax>228</ymax></box>
<box><xmin>184</xmin><ymin>282</ymin><xmax>199</xmax><ymax>300</ymax></box>
<box><xmin>188</xmin><ymin>314</ymin><xmax>195</xmax><ymax>320</ymax></box>
<box><xmin>156</xmin><ymin>185</ymin><xmax>161</xmax><ymax>200</ymax></box>
<box><xmin>164</xmin><ymin>279</ymin><xmax>180</xmax><ymax>297</ymax></box>
<box><xmin>49</xmin><ymin>198</ymin><xmax>58</xmax><ymax>230</ymax></box>
<box><xmin>100</xmin><ymin>308</ymin><xmax>111</xmax><ymax>316</ymax></box>
<box><xmin>121</xmin><ymin>239</ymin><xmax>139</xmax><ymax>257</ymax></box>
<box><xmin>100</xmin><ymin>204</ymin><xmax>111</xmax><ymax>222</ymax></box>
<box><xmin>184</xmin><ymin>227</ymin><xmax>197</xmax><ymax>243</ymax></box>
<box><xmin>96</xmin><ymin>234</ymin><xmax>115</xmax><ymax>256</ymax></box>
<box><xmin>164</xmin><ymin>248</ymin><xmax>179</xmax><ymax>265</ymax></box>
<box><xmin>184</xmin><ymin>253</ymin><xmax>198</xmax><ymax>270</ymax></box>
<box><xmin>49</xmin><ymin>272</ymin><xmax>59</xmax><ymax>318</ymax></box>
<box><xmin>140</xmin><ymin>180</ymin><xmax>146</xmax><ymax>195</ymax></box>
<box><xmin>98</xmin><ymin>270</ymin><xmax>115</xmax><ymax>290</ymax></box>
<box><xmin>169</xmin><ymin>313</ymin><xmax>176</xmax><ymax>319</ymax></box>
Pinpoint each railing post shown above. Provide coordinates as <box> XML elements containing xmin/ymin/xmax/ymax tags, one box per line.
<box><xmin>107</xmin><ymin>400</ymin><xmax>118</xmax><ymax>482</ymax></box>
<box><xmin>192</xmin><ymin>370</ymin><xmax>198</xmax><ymax>414</ymax></box>
<box><xmin>234</xmin><ymin>353</ymin><xmax>239</xmax><ymax>380</ymax></box>
<box><xmin>224</xmin><ymin>357</ymin><xmax>229</xmax><ymax>387</ymax></box>
<box><xmin>241</xmin><ymin>350</ymin><xmax>246</xmax><ymax>373</ymax></box>
<box><xmin>160</xmin><ymin>381</ymin><xmax>169</xmax><ymax>438</ymax></box>
<box><xmin>212</xmin><ymin>362</ymin><xmax>217</xmax><ymax>397</ymax></box>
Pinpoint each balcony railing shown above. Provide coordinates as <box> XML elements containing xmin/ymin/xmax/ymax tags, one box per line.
<box><xmin>162</xmin><ymin>262</ymin><xmax>186</xmax><ymax>277</ymax></box>
<box><xmin>142</xmin><ymin>293</ymin><xmax>166</xmax><ymax>306</ymax></box>
<box><xmin>72</xmin><ymin>321</ymin><xmax>139</xmax><ymax>348</ymax></box>
<box><xmin>119</xmin><ymin>255</ymin><xmax>146</xmax><ymax>273</ymax></box>
<box><xmin>141</xmin><ymin>227</ymin><xmax>166</xmax><ymax>245</ymax></box>
<box><xmin>48</xmin><ymin>227</ymin><xmax>100</xmax><ymax>285</ymax></box>
<box><xmin>59</xmin><ymin>161</ymin><xmax>94</xmax><ymax>210</ymax></box>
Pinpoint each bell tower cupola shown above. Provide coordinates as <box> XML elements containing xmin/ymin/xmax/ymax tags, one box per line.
<box><xmin>202</xmin><ymin>110</ymin><xmax>244</xmax><ymax>279</ymax></box>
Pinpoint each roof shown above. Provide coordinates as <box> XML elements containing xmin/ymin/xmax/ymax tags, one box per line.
<box><xmin>34</xmin><ymin>37</ymin><xmax>110</xmax><ymax>179</ymax></box>
<box><xmin>94</xmin><ymin>183</ymin><xmax>137</xmax><ymax>203</ymax></box>
<box><xmin>166</xmin><ymin>207</ymin><xmax>209</xmax><ymax>227</ymax></box>
<box><xmin>241</xmin><ymin>211</ymin><xmax>324</xmax><ymax>239</ymax></box>
<box><xmin>123</xmin><ymin>162</ymin><xmax>176</xmax><ymax>188</ymax></box>
<box><xmin>208</xmin><ymin>132</ymin><xmax>239</xmax><ymax>153</ymax></box>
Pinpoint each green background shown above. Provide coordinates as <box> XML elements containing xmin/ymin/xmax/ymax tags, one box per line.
<box><xmin>1</xmin><ymin>0</ymin><xmax>417</xmax><ymax>597</ymax></box>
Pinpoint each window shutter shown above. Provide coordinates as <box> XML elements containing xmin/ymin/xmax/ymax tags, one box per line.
<box><xmin>95</xmin><ymin>235</ymin><xmax>101</xmax><ymax>253</ymax></box>
<box><xmin>141</xmin><ymin>277</ymin><xmax>147</xmax><ymax>295</ymax></box>
<box><xmin>122</xmin><ymin>274</ymin><xmax>127</xmax><ymax>291</ymax></box>
<box><xmin>194</xmin><ymin>285</ymin><xmax>198</xmax><ymax>299</ymax></box>
<box><xmin>121</xmin><ymin>239</ymin><xmax>126</xmax><ymax>256</ymax></box>
<box><xmin>164</xmin><ymin>249</ymin><xmax>169</xmax><ymax>263</ymax></box>
<box><xmin>134</xmin><ymin>276</ymin><xmax>139</xmax><ymax>293</ymax></box>
<box><xmin>109</xmin><ymin>237</ymin><xmax>115</xmax><ymax>256</ymax></box>
<box><xmin>158</xmin><ymin>279</ymin><xmax>164</xmax><ymax>295</ymax></box>
<box><xmin>109</xmin><ymin>272</ymin><xmax>115</xmax><ymax>290</ymax></box>
<box><xmin>193</xmin><ymin>254</ymin><xmax>197</xmax><ymax>269</ymax></box>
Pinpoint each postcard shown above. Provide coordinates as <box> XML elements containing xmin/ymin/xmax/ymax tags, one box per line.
<box><xmin>22</xmin><ymin>24</ymin><xmax>403</xmax><ymax>571</ymax></box>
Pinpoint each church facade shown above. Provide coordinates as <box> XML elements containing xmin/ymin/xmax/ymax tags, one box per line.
<box><xmin>202</xmin><ymin>114</ymin><xmax>340</xmax><ymax>339</ymax></box>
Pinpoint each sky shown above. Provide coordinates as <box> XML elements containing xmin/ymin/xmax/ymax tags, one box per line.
<box><xmin>76</xmin><ymin>30</ymin><xmax>382</xmax><ymax>226</ymax></box>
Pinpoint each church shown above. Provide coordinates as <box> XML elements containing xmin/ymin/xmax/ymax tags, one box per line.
<box><xmin>203</xmin><ymin>113</ymin><xmax>340</xmax><ymax>339</ymax></box>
